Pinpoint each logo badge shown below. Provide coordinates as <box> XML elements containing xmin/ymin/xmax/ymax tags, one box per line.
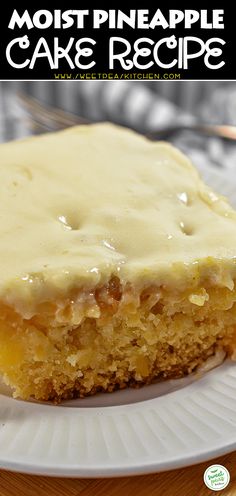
<box><xmin>203</xmin><ymin>464</ymin><xmax>230</xmax><ymax>491</ymax></box>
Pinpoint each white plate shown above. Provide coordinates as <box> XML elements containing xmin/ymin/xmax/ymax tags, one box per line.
<box><xmin>0</xmin><ymin>164</ymin><xmax>236</xmax><ymax>477</ymax></box>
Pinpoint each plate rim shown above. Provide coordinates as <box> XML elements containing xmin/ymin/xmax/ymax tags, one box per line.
<box><xmin>0</xmin><ymin>438</ymin><xmax>236</xmax><ymax>477</ymax></box>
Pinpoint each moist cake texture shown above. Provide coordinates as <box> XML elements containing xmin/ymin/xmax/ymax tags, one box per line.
<box><xmin>0</xmin><ymin>123</ymin><xmax>236</xmax><ymax>401</ymax></box>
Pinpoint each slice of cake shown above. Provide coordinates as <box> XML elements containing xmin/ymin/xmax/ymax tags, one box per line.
<box><xmin>0</xmin><ymin>123</ymin><xmax>236</xmax><ymax>402</ymax></box>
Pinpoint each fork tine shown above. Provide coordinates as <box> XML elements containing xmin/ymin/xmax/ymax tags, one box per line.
<box><xmin>17</xmin><ymin>93</ymin><xmax>90</xmax><ymax>132</ymax></box>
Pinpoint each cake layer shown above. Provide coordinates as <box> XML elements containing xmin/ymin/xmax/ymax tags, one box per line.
<box><xmin>1</xmin><ymin>124</ymin><xmax>236</xmax><ymax>401</ymax></box>
<box><xmin>0</xmin><ymin>277</ymin><xmax>236</xmax><ymax>401</ymax></box>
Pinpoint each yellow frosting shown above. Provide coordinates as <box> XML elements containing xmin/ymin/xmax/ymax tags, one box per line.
<box><xmin>1</xmin><ymin>123</ymin><xmax>236</xmax><ymax>312</ymax></box>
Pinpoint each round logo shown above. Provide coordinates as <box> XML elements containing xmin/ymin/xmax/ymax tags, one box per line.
<box><xmin>203</xmin><ymin>464</ymin><xmax>230</xmax><ymax>491</ymax></box>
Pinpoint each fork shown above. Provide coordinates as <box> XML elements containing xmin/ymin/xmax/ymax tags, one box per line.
<box><xmin>18</xmin><ymin>93</ymin><xmax>236</xmax><ymax>142</ymax></box>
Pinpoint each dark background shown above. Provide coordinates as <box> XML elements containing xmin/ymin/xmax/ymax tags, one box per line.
<box><xmin>0</xmin><ymin>2</ymin><xmax>234</xmax><ymax>80</ymax></box>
